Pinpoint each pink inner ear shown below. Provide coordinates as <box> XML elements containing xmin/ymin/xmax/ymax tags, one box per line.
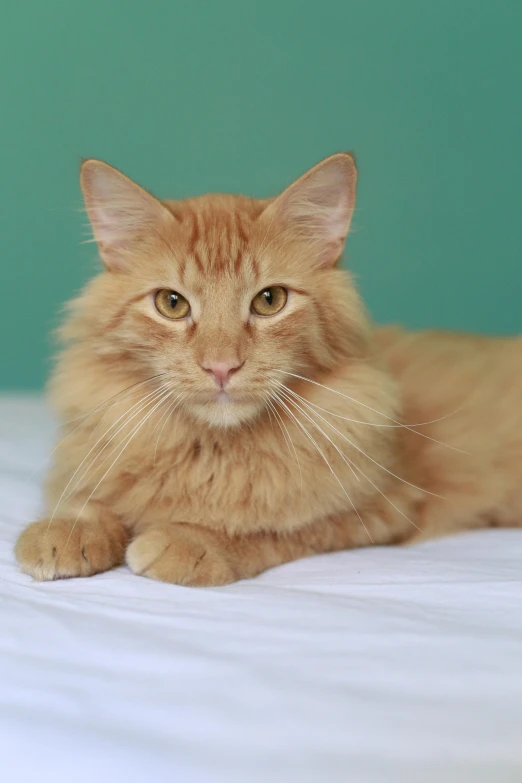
<box><xmin>279</xmin><ymin>156</ymin><xmax>356</xmax><ymax>265</ymax></box>
<box><xmin>324</xmin><ymin>191</ymin><xmax>352</xmax><ymax>236</ymax></box>
<box><xmin>89</xmin><ymin>203</ymin><xmax>138</xmax><ymax>248</ymax></box>
<box><xmin>89</xmin><ymin>205</ymin><xmax>120</xmax><ymax>246</ymax></box>
<box><xmin>81</xmin><ymin>161</ymin><xmax>171</xmax><ymax>269</ymax></box>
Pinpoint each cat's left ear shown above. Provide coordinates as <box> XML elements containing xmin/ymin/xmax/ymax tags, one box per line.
<box><xmin>261</xmin><ymin>152</ymin><xmax>357</xmax><ymax>267</ymax></box>
<box><xmin>80</xmin><ymin>159</ymin><xmax>174</xmax><ymax>272</ymax></box>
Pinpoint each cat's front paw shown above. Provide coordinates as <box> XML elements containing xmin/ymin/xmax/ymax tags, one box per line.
<box><xmin>126</xmin><ymin>524</ymin><xmax>240</xmax><ymax>587</ymax></box>
<box><xmin>15</xmin><ymin>518</ymin><xmax>128</xmax><ymax>581</ymax></box>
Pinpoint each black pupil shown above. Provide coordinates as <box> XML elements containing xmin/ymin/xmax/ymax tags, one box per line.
<box><xmin>263</xmin><ymin>289</ymin><xmax>273</xmax><ymax>305</ymax></box>
<box><xmin>170</xmin><ymin>292</ymin><xmax>179</xmax><ymax>309</ymax></box>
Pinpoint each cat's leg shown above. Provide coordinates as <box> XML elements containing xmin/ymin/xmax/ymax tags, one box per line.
<box><xmin>126</xmin><ymin>511</ymin><xmax>401</xmax><ymax>587</ymax></box>
<box><xmin>15</xmin><ymin>504</ymin><xmax>128</xmax><ymax>580</ymax></box>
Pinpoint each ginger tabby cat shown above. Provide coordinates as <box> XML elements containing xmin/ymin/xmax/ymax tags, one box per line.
<box><xmin>15</xmin><ymin>154</ymin><xmax>522</xmax><ymax>585</ymax></box>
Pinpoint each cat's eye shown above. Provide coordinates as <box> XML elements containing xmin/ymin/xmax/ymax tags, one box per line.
<box><xmin>251</xmin><ymin>286</ymin><xmax>288</xmax><ymax>317</ymax></box>
<box><xmin>154</xmin><ymin>289</ymin><xmax>191</xmax><ymax>320</ymax></box>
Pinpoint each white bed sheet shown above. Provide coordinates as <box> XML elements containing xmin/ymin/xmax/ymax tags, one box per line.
<box><xmin>0</xmin><ymin>395</ymin><xmax>521</xmax><ymax>783</ymax></box>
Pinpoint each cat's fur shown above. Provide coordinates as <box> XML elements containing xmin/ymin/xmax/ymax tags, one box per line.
<box><xmin>15</xmin><ymin>154</ymin><xmax>522</xmax><ymax>585</ymax></box>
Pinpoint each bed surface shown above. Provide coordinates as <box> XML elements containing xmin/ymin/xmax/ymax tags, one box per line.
<box><xmin>1</xmin><ymin>395</ymin><xmax>521</xmax><ymax>783</ymax></box>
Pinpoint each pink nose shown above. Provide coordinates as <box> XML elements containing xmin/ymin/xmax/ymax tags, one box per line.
<box><xmin>201</xmin><ymin>361</ymin><xmax>243</xmax><ymax>388</ymax></box>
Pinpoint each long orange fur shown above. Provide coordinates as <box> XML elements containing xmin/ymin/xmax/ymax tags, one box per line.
<box><xmin>15</xmin><ymin>154</ymin><xmax>522</xmax><ymax>585</ymax></box>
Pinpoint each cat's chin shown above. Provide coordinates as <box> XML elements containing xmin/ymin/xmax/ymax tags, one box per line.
<box><xmin>188</xmin><ymin>396</ymin><xmax>262</xmax><ymax>429</ymax></box>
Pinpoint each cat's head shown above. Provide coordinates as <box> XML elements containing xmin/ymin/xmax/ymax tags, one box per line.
<box><xmin>76</xmin><ymin>153</ymin><xmax>370</xmax><ymax>428</ymax></box>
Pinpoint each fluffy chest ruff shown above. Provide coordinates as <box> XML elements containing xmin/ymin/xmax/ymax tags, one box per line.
<box><xmin>45</xmin><ymin>366</ymin><xmax>402</xmax><ymax>541</ymax></box>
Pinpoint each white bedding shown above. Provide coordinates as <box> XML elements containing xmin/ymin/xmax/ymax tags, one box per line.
<box><xmin>1</xmin><ymin>395</ymin><xmax>521</xmax><ymax>783</ymax></box>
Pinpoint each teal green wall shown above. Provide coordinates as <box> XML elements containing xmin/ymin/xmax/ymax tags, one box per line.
<box><xmin>1</xmin><ymin>1</ymin><xmax>521</xmax><ymax>390</ymax></box>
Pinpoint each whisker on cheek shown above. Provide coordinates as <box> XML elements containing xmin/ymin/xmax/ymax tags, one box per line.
<box><xmin>27</xmin><ymin>373</ymin><xmax>171</xmax><ymax>483</ymax></box>
<box><xmin>44</xmin><ymin>383</ymin><xmax>172</xmax><ymax>541</ymax></box>
<box><xmin>280</xmin><ymin>388</ymin><xmax>422</xmax><ymax>534</ymax></box>
<box><xmin>275</xmin><ymin>370</ymin><xmax>467</xmax><ymax>452</ymax></box>
<box><xmin>279</xmin><ymin>383</ymin><xmax>444</xmax><ymax>500</ymax></box>
<box><xmin>277</xmin><ymin>388</ymin><xmax>358</xmax><ymax>483</ymax></box>
<box><xmin>153</xmin><ymin>394</ymin><xmax>185</xmax><ymax>466</ymax></box>
<box><xmin>67</xmin><ymin>385</ymin><xmax>173</xmax><ymax>499</ymax></box>
<box><xmin>58</xmin><ymin>389</ymin><xmax>173</xmax><ymax>563</ymax></box>
<box><xmin>266</xmin><ymin>398</ymin><xmax>303</xmax><ymax>494</ymax></box>
<box><xmin>273</xmin><ymin>394</ymin><xmax>374</xmax><ymax>544</ymax></box>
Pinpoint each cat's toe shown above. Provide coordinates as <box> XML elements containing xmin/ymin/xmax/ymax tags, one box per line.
<box><xmin>126</xmin><ymin>524</ymin><xmax>239</xmax><ymax>586</ymax></box>
<box><xmin>15</xmin><ymin>518</ymin><xmax>127</xmax><ymax>581</ymax></box>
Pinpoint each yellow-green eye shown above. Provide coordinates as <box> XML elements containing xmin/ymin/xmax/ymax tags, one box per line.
<box><xmin>251</xmin><ymin>286</ymin><xmax>288</xmax><ymax>316</ymax></box>
<box><xmin>154</xmin><ymin>289</ymin><xmax>190</xmax><ymax>320</ymax></box>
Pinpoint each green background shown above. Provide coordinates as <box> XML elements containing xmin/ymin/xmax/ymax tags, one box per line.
<box><xmin>1</xmin><ymin>0</ymin><xmax>521</xmax><ymax>390</ymax></box>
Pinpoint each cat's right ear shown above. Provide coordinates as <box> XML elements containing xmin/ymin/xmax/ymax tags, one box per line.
<box><xmin>80</xmin><ymin>159</ymin><xmax>174</xmax><ymax>272</ymax></box>
<box><xmin>259</xmin><ymin>153</ymin><xmax>357</xmax><ymax>267</ymax></box>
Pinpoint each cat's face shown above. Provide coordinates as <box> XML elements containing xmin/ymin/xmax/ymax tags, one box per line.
<box><xmin>78</xmin><ymin>154</ymin><xmax>368</xmax><ymax>428</ymax></box>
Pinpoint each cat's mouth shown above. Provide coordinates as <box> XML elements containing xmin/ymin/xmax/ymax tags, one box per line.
<box><xmin>216</xmin><ymin>391</ymin><xmax>232</xmax><ymax>405</ymax></box>
<box><xmin>207</xmin><ymin>389</ymin><xmax>253</xmax><ymax>407</ymax></box>
<box><xmin>190</xmin><ymin>386</ymin><xmax>254</xmax><ymax>406</ymax></box>
<box><xmin>187</xmin><ymin>388</ymin><xmax>263</xmax><ymax>426</ymax></box>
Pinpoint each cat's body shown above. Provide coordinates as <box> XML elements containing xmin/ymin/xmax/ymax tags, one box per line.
<box><xmin>15</xmin><ymin>155</ymin><xmax>522</xmax><ymax>585</ymax></box>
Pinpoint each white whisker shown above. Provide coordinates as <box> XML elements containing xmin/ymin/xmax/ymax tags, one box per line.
<box><xmin>88</xmin><ymin>381</ymin><xmax>169</xmax><ymax>442</ymax></box>
<box><xmin>281</xmin><ymin>384</ymin><xmax>444</xmax><ymax>499</ymax></box>
<box><xmin>277</xmin><ymin>388</ymin><xmax>359</xmax><ymax>483</ymax></box>
<box><xmin>265</xmin><ymin>402</ymin><xmax>276</xmax><ymax>433</ymax></box>
<box><xmin>267</xmin><ymin>398</ymin><xmax>303</xmax><ymax>492</ymax></box>
<box><xmin>62</xmin><ymin>373</ymin><xmax>170</xmax><ymax>427</ymax></box>
<box><xmin>59</xmin><ymin>390</ymin><xmax>172</xmax><ymax>561</ymax></box>
<box><xmin>44</xmin><ymin>383</ymin><xmax>171</xmax><ymax>540</ymax></box>
<box><xmin>28</xmin><ymin>373</ymin><xmax>170</xmax><ymax>482</ymax></box>
<box><xmin>273</xmin><ymin>394</ymin><xmax>374</xmax><ymax>543</ymax></box>
<box><xmin>281</xmin><ymin>389</ymin><xmax>422</xmax><ymax>533</ymax></box>
<box><xmin>275</xmin><ymin>370</ymin><xmax>467</xmax><ymax>453</ymax></box>
<box><xmin>349</xmin><ymin>460</ymin><xmax>422</xmax><ymax>532</ymax></box>
<box><xmin>153</xmin><ymin>394</ymin><xmax>185</xmax><ymax>466</ymax></box>
<box><xmin>148</xmin><ymin>392</ymin><xmax>182</xmax><ymax>445</ymax></box>
<box><xmin>63</xmin><ymin>384</ymin><xmax>171</xmax><ymax>504</ymax></box>
<box><xmin>283</xmin><ymin>388</ymin><xmax>457</xmax><ymax>430</ymax></box>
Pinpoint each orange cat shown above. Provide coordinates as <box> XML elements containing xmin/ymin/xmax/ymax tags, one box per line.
<box><xmin>15</xmin><ymin>153</ymin><xmax>522</xmax><ymax>585</ymax></box>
